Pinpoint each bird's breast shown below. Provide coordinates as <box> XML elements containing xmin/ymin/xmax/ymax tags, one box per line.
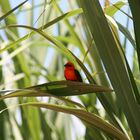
<box><xmin>64</xmin><ymin>69</ymin><xmax>77</xmax><ymax>81</ymax></box>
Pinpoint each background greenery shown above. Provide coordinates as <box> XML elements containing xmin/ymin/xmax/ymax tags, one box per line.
<box><xmin>0</xmin><ymin>0</ymin><xmax>140</xmax><ymax>139</ymax></box>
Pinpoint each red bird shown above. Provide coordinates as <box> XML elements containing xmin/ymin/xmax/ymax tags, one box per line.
<box><xmin>64</xmin><ymin>61</ymin><xmax>83</xmax><ymax>82</ymax></box>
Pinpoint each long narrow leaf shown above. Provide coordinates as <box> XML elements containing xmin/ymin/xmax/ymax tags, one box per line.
<box><xmin>0</xmin><ymin>81</ymin><xmax>112</xmax><ymax>100</ymax></box>
<box><xmin>128</xmin><ymin>0</ymin><xmax>140</xmax><ymax>69</ymax></box>
<box><xmin>0</xmin><ymin>0</ymin><xmax>28</xmax><ymax>22</ymax></box>
<box><xmin>79</xmin><ymin>0</ymin><xmax>140</xmax><ymax>139</ymax></box>
<box><xmin>0</xmin><ymin>102</ymin><xmax>128</xmax><ymax>140</ymax></box>
<box><xmin>0</xmin><ymin>8</ymin><xmax>83</xmax><ymax>54</ymax></box>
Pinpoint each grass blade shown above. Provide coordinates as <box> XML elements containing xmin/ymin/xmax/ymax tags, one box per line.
<box><xmin>0</xmin><ymin>81</ymin><xmax>112</xmax><ymax>101</ymax></box>
<box><xmin>1</xmin><ymin>102</ymin><xmax>128</xmax><ymax>140</ymax></box>
<box><xmin>0</xmin><ymin>0</ymin><xmax>28</xmax><ymax>22</ymax></box>
<box><xmin>79</xmin><ymin>0</ymin><xmax>140</xmax><ymax>139</ymax></box>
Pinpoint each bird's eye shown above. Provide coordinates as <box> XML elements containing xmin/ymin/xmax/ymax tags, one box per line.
<box><xmin>64</xmin><ymin>64</ymin><xmax>72</xmax><ymax>67</ymax></box>
<box><xmin>66</xmin><ymin>64</ymin><xmax>72</xmax><ymax>67</ymax></box>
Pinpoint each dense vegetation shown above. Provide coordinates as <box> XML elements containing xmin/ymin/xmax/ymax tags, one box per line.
<box><xmin>0</xmin><ymin>0</ymin><xmax>140</xmax><ymax>139</ymax></box>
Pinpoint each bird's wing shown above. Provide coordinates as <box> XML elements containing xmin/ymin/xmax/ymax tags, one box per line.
<box><xmin>74</xmin><ymin>69</ymin><xmax>83</xmax><ymax>82</ymax></box>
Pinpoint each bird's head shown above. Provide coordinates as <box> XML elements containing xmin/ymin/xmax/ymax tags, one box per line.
<box><xmin>64</xmin><ymin>61</ymin><xmax>75</xmax><ymax>70</ymax></box>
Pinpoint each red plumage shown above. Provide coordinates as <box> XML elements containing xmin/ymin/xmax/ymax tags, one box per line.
<box><xmin>64</xmin><ymin>62</ymin><xmax>83</xmax><ymax>82</ymax></box>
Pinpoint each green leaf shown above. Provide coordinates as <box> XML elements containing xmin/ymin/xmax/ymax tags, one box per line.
<box><xmin>0</xmin><ymin>0</ymin><xmax>28</xmax><ymax>22</ymax></box>
<box><xmin>0</xmin><ymin>81</ymin><xmax>112</xmax><ymax>100</ymax></box>
<box><xmin>105</xmin><ymin>1</ymin><xmax>126</xmax><ymax>17</ymax></box>
<box><xmin>128</xmin><ymin>0</ymin><xmax>140</xmax><ymax>69</ymax></box>
<box><xmin>2</xmin><ymin>102</ymin><xmax>128</xmax><ymax>140</ymax></box>
<box><xmin>79</xmin><ymin>0</ymin><xmax>140</xmax><ymax>139</ymax></box>
<box><xmin>0</xmin><ymin>8</ymin><xmax>83</xmax><ymax>54</ymax></box>
<box><xmin>117</xmin><ymin>21</ymin><xmax>136</xmax><ymax>49</ymax></box>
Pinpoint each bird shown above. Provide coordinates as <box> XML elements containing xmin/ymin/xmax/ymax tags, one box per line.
<box><xmin>64</xmin><ymin>61</ymin><xmax>83</xmax><ymax>82</ymax></box>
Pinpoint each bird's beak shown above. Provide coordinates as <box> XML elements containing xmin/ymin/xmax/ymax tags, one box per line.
<box><xmin>64</xmin><ymin>64</ymin><xmax>67</xmax><ymax>67</ymax></box>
